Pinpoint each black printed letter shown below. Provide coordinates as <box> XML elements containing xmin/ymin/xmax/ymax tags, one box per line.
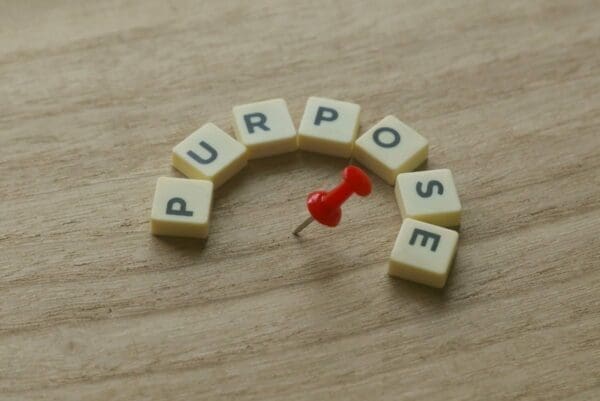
<box><xmin>187</xmin><ymin>141</ymin><xmax>217</xmax><ymax>164</ymax></box>
<box><xmin>314</xmin><ymin>107</ymin><xmax>339</xmax><ymax>126</ymax></box>
<box><xmin>166</xmin><ymin>197</ymin><xmax>193</xmax><ymax>217</ymax></box>
<box><xmin>409</xmin><ymin>228</ymin><xmax>441</xmax><ymax>252</ymax></box>
<box><xmin>416</xmin><ymin>180</ymin><xmax>444</xmax><ymax>198</ymax></box>
<box><xmin>373</xmin><ymin>127</ymin><xmax>401</xmax><ymax>148</ymax></box>
<box><xmin>244</xmin><ymin>113</ymin><xmax>270</xmax><ymax>133</ymax></box>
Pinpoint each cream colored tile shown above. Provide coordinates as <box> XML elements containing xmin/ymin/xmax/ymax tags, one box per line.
<box><xmin>150</xmin><ymin>177</ymin><xmax>213</xmax><ymax>239</ymax></box>
<box><xmin>388</xmin><ymin>219</ymin><xmax>458</xmax><ymax>288</ymax></box>
<box><xmin>232</xmin><ymin>98</ymin><xmax>297</xmax><ymax>159</ymax></box>
<box><xmin>395</xmin><ymin>169</ymin><xmax>462</xmax><ymax>227</ymax></box>
<box><xmin>353</xmin><ymin>115</ymin><xmax>428</xmax><ymax>185</ymax></box>
<box><xmin>298</xmin><ymin>96</ymin><xmax>360</xmax><ymax>158</ymax></box>
<box><xmin>388</xmin><ymin>218</ymin><xmax>459</xmax><ymax>288</ymax></box>
<box><xmin>172</xmin><ymin>123</ymin><xmax>247</xmax><ymax>188</ymax></box>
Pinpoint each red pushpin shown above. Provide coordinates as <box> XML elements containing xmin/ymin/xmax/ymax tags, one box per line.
<box><xmin>293</xmin><ymin>166</ymin><xmax>372</xmax><ymax>236</ymax></box>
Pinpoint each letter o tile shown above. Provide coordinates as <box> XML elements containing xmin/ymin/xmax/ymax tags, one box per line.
<box><xmin>354</xmin><ymin>115</ymin><xmax>428</xmax><ymax>185</ymax></box>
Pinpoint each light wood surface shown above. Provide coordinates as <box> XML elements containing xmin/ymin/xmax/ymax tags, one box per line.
<box><xmin>1</xmin><ymin>1</ymin><xmax>599</xmax><ymax>400</ymax></box>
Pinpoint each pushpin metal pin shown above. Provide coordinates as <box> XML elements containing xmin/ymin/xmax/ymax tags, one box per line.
<box><xmin>293</xmin><ymin>166</ymin><xmax>372</xmax><ymax>236</ymax></box>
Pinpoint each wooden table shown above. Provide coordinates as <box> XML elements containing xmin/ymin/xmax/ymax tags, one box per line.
<box><xmin>1</xmin><ymin>1</ymin><xmax>599</xmax><ymax>399</ymax></box>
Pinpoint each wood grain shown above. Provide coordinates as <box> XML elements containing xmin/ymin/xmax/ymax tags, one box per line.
<box><xmin>1</xmin><ymin>1</ymin><xmax>599</xmax><ymax>399</ymax></box>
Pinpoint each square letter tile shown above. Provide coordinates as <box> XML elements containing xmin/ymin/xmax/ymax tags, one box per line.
<box><xmin>395</xmin><ymin>169</ymin><xmax>462</xmax><ymax>227</ymax></box>
<box><xmin>298</xmin><ymin>96</ymin><xmax>361</xmax><ymax>158</ymax></box>
<box><xmin>172</xmin><ymin>123</ymin><xmax>247</xmax><ymax>188</ymax></box>
<box><xmin>150</xmin><ymin>177</ymin><xmax>213</xmax><ymax>239</ymax></box>
<box><xmin>388</xmin><ymin>218</ymin><xmax>459</xmax><ymax>288</ymax></box>
<box><xmin>353</xmin><ymin>115</ymin><xmax>428</xmax><ymax>185</ymax></box>
<box><xmin>232</xmin><ymin>98</ymin><xmax>297</xmax><ymax>159</ymax></box>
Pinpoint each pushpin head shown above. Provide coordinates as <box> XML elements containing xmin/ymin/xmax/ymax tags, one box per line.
<box><xmin>306</xmin><ymin>191</ymin><xmax>342</xmax><ymax>227</ymax></box>
<box><xmin>306</xmin><ymin>166</ymin><xmax>372</xmax><ymax>227</ymax></box>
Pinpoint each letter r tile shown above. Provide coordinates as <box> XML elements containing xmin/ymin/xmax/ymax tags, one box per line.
<box><xmin>232</xmin><ymin>98</ymin><xmax>297</xmax><ymax>159</ymax></box>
